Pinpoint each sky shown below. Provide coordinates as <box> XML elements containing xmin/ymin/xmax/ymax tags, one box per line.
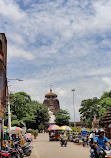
<box><xmin>1</xmin><ymin>0</ymin><xmax>111</xmax><ymax>121</ymax></box>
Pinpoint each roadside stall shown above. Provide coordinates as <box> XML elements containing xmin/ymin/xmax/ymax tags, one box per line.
<box><xmin>48</xmin><ymin>125</ymin><xmax>60</xmax><ymax>141</ymax></box>
<box><xmin>3</xmin><ymin>126</ymin><xmax>25</xmax><ymax>147</ymax></box>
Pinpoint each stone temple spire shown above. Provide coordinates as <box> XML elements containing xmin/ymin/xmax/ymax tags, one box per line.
<box><xmin>43</xmin><ymin>89</ymin><xmax>60</xmax><ymax>115</ymax></box>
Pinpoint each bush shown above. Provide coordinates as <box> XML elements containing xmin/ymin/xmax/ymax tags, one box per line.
<box><xmin>32</xmin><ymin>129</ymin><xmax>39</xmax><ymax>136</ymax></box>
<box><xmin>26</xmin><ymin>129</ymin><xmax>39</xmax><ymax>136</ymax></box>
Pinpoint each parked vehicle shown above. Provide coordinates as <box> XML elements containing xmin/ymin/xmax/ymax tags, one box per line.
<box><xmin>73</xmin><ymin>135</ymin><xmax>79</xmax><ymax>143</ymax></box>
<box><xmin>0</xmin><ymin>150</ymin><xmax>11</xmax><ymax>158</ymax></box>
<box><xmin>21</xmin><ymin>142</ymin><xmax>32</xmax><ymax>156</ymax></box>
<box><xmin>68</xmin><ymin>134</ymin><xmax>73</xmax><ymax>142</ymax></box>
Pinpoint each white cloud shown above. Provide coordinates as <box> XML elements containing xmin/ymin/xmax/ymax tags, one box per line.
<box><xmin>7</xmin><ymin>45</ymin><xmax>35</xmax><ymax>61</ymax></box>
<box><xmin>102</xmin><ymin>77</ymin><xmax>111</xmax><ymax>88</ymax></box>
<box><xmin>3</xmin><ymin>0</ymin><xmax>111</xmax><ymax>121</ymax></box>
<box><xmin>0</xmin><ymin>0</ymin><xmax>26</xmax><ymax>21</ymax></box>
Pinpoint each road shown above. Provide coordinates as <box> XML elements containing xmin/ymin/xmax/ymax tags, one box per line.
<box><xmin>27</xmin><ymin>133</ymin><xmax>90</xmax><ymax>158</ymax></box>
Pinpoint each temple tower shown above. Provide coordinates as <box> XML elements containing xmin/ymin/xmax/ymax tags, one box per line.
<box><xmin>43</xmin><ymin>89</ymin><xmax>60</xmax><ymax>115</ymax></box>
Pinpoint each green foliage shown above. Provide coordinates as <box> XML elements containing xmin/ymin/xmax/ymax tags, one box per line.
<box><xmin>99</xmin><ymin>91</ymin><xmax>111</xmax><ymax>120</ymax></box>
<box><xmin>27</xmin><ymin>129</ymin><xmax>39</xmax><ymax>136</ymax></box>
<box><xmin>38</xmin><ymin>123</ymin><xmax>45</xmax><ymax>130</ymax></box>
<box><xmin>32</xmin><ymin>129</ymin><xmax>39</xmax><ymax>136</ymax></box>
<box><xmin>4</xmin><ymin>92</ymin><xmax>49</xmax><ymax>129</ymax></box>
<box><xmin>71</xmin><ymin>126</ymin><xmax>82</xmax><ymax>132</ymax></box>
<box><xmin>79</xmin><ymin>90</ymin><xmax>111</xmax><ymax>127</ymax></box>
<box><xmin>55</xmin><ymin>109</ymin><xmax>70</xmax><ymax>126</ymax></box>
<box><xmin>79</xmin><ymin>97</ymin><xmax>100</xmax><ymax>128</ymax></box>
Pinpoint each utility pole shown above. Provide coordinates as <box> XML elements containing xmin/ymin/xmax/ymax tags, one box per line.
<box><xmin>72</xmin><ymin>88</ymin><xmax>76</xmax><ymax>127</ymax></box>
<box><xmin>6</xmin><ymin>85</ymin><xmax>11</xmax><ymax>131</ymax></box>
<box><xmin>6</xmin><ymin>78</ymin><xmax>23</xmax><ymax>132</ymax></box>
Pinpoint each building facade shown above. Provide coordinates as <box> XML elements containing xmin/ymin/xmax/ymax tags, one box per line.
<box><xmin>0</xmin><ymin>33</ymin><xmax>7</xmax><ymax>148</ymax></box>
<box><xmin>101</xmin><ymin>108</ymin><xmax>111</xmax><ymax>138</ymax></box>
<box><xmin>43</xmin><ymin>89</ymin><xmax>60</xmax><ymax>115</ymax></box>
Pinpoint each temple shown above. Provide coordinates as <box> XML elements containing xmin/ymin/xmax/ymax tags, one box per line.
<box><xmin>101</xmin><ymin>108</ymin><xmax>111</xmax><ymax>138</ymax></box>
<box><xmin>43</xmin><ymin>88</ymin><xmax>60</xmax><ymax>115</ymax></box>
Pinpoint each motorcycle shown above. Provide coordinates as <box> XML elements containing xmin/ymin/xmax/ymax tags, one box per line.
<box><xmin>73</xmin><ymin>135</ymin><xmax>79</xmax><ymax>143</ymax></box>
<box><xmin>0</xmin><ymin>150</ymin><xmax>11</xmax><ymax>158</ymax></box>
<box><xmin>92</xmin><ymin>146</ymin><xmax>111</xmax><ymax>158</ymax></box>
<box><xmin>11</xmin><ymin>141</ymin><xmax>24</xmax><ymax>158</ymax></box>
<box><xmin>21</xmin><ymin>142</ymin><xmax>32</xmax><ymax>156</ymax></box>
<box><xmin>82</xmin><ymin>136</ymin><xmax>88</xmax><ymax>147</ymax></box>
<box><xmin>60</xmin><ymin>137</ymin><xmax>67</xmax><ymax>147</ymax></box>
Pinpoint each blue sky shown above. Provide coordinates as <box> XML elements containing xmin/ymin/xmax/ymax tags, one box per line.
<box><xmin>1</xmin><ymin>0</ymin><xmax>111</xmax><ymax>121</ymax></box>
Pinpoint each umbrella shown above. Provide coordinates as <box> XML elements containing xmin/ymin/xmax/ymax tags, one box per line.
<box><xmin>4</xmin><ymin>126</ymin><xmax>7</xmax><ymax>129</ymax></box>
<box><xmin>28</xmin><ymin>128</ymin><xmax>32</xmax><ymax>130</ymax></box>
<box><xmin>11</xmin><ymin>126</ymin><xmax>23</xmax><ymax>131</ymax></box>
<box><xmin>60</xmin><ymin>126</ymin><xmax>72</xmax><ymax>131</ymax></box>
<box><xmin>48</xmin><ymin>125</ymin><xmax>60</xmax><ymax>131</ymax></box>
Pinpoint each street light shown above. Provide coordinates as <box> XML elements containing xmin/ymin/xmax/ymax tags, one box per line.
<box><xmin>7</xmin><ymin>79</ymin><xmax>23</xmax><ymax>81</ymax></box>
<box><xmin>72</xmin><ymin>88</ymin><xmax>76</xmax><ymax>127</ymax></box>
<box><xmin>6</xmin><ymin>78</ymin><xmax>23</xmax><ymax>131</ymax></box>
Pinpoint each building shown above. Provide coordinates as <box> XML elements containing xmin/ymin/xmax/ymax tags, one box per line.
<box><xmin>0</xmin><ymin>33</ymin><xmax>7</xmax><ymax>148</ymax></box>
<box><xmin>43</xmin><ymin>88</ymin><xmax>60</xmax><ymax>115</ymax></box>
<box><xmin>70</xmin><ymin>121</ymin><xmax>86</xmax><ymax>127</ymax></box>
<box><xmin>101</xmin><ymin>108</ymin><xmax>111</xmax><ymax>138</ymax></box>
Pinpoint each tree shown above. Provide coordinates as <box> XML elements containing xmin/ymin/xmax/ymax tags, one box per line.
<box><xmin>55</xmin><ymin>109</ymin><xmax>70</xmax><ymax>126</ymax></box>
<box><xmin>4</xmin><ymin>92</ymin><xmax>49</xmax><ymax>128</ymax></box>
<box><xmin>38</xmin><ymin>123</ymin><xmax>45</xmax><ymax>131</ymax></box>
<box><xmin>29</xmin><ymin>101</ymin><xmax>49</xmax><ymax>129</ymax></box>
<box><xmin>99</xmin><ymin>91</ymin><xmax>111</xmax><ymax>120</ymax></box>
<box><xmin>79</xmin><ymin>97</ymin><xmax>100</xmax><ymax>128</ymax></box>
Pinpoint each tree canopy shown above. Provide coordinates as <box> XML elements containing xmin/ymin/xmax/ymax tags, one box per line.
<box><xmin>79</xmin><ymin>90</ymin><xmax>111</xmax><ymax>127</ymax></box>
<box><xmin>55</xmin><ymin>109</ymin><xmax>70</xmax><ymax>126</ymax></box>
<box><xmin>79</xmin><ymin>97</ymin><xmax>100</xmax><ymax>128</ymax></box>
<box><xmin>4</xmin><ymin>92</ymin><xmax>49</xmax><ymax>129</ymax></box>
<box><xmin>99</xmin><ymin>91</ymin><xmax>111</xmax><ymax>120</ymax></box>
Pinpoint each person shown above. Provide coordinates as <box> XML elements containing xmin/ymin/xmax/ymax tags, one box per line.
<box><xmin>4</xmin><ymin>133</ymin><xmax>9</xmax><ymax>140</ymax></box>
<box><xmin>16</xmin><ymin>133</ymin><xmax>20</xmax><ymax>141</ymax></box>
<box><xmin>11</xmin><ymin>134</ymin><xmax>16</xmax><ymax>141</ymax></box>
<box><xmin>60</xmin><ymin>131</ymin><xmax>66</xmax><ymax>141</ymax></box>
<box><xmin>93</xmin><ymin>128</ymin><xmax>111</xmax><ymax>157</ymax></box>
<box><xmin>89</xmin><ymin>130</ymin><xmax>96</xmax><ymax>158</ymax></box>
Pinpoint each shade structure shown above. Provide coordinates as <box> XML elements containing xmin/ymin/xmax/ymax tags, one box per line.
<box><xmin>60</xmin><ymin>126</ymin><xmax>72</xmax><ymax>131</ymax></box>
<box><xmin>48</xmin><ymin>125</ymin><xmax>60</xmax><ymax>131</ymax></box>
<box><xmin>28</xmin><ymin>128</ymin><xmax>32</xmax><ymax>130</ymax></box>
<box><xmin>11</xmin><ymin>126</ymin><xmax>23</xmax><ymax>131</ymax></box>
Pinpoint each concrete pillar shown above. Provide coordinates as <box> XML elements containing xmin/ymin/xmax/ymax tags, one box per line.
<box><xmin>8</xmin><ymin>100</ymin><xmax>11</xmax><ymax>131</ymax></box>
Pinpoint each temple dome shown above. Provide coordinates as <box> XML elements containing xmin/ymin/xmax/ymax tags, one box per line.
<box><xmin>45</xmin><ymin>89</ymin><xmax>57</xmax><ymax>98</ymax></box>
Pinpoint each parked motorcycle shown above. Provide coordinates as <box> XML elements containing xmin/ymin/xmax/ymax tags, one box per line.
<box><xmin>21</xmin><ymin>142</ymin><xmax>32</xmax><ymax>156</ymax></box>
<box><xmin>0</xmin><ymin>150</ymin><xmax>11</xmax><ymax>158</ymax></box>
<box><xmin>73</xmin><ymin>135</ymin><xmax>79</xmax><ymax>143</ymax></box>
<box><xmin>9</xmin><ymin>141</ymin><xmax>23</xmax><ymax>158</ymax></box>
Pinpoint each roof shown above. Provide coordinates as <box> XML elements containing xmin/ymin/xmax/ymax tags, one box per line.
<box><xmin>45</xmin><ymin>89</ymin><xmax>57</xmax><ymax>98</ymax></box>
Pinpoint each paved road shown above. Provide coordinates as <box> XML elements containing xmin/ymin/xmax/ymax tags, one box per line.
<box><xmin>27</xmin><ymin>133</ymin><xmax>90</xmax><ymax>158</ymax></box>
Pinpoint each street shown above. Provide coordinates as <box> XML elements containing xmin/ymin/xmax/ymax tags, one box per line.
<box><xmin>27</xmin><ymin>133</ymin><xmax>90</xmax><ymax>158</ymax></box>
